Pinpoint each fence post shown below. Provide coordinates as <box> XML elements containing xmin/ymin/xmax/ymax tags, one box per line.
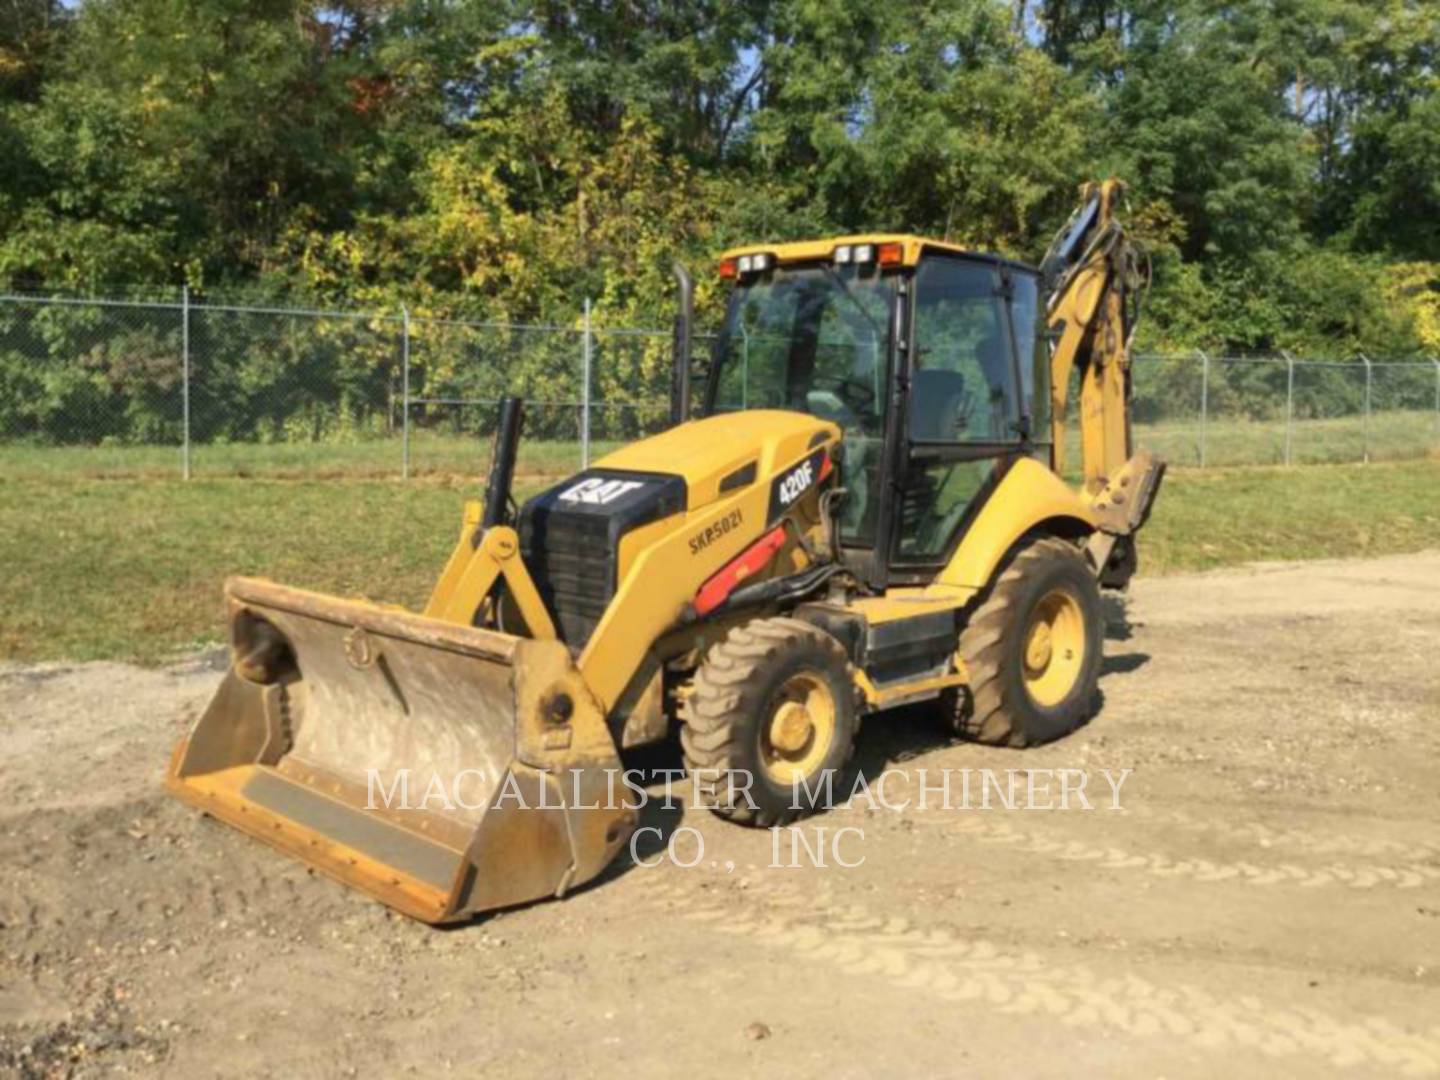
<box><xmin>1197</xmin><ymin>349</ymin><xmax>1210</xmax><ymax>469</ymax></box>
<box><xmin>1281</xmin><ymin>349</ymin><xmax>1295</xmax><ymax>466</ymax></box>
<box><xmin>181</xmin><ymin>285</ymin><xmax>191</xmax><ymax>480</ymax></box>
<box><xmin>581</xmin><ymin>298</ymin><xmax>593</xmax><ymax>470</ymax></box>
<box><xmin>1433</xmin><ymin>358</ymin><xmax>1440</xmax><ymax>443</ymax></box>
<box><xmin>401</xmin><ymin>305</ymin><xmax>411</xmax><ymax>481</ymax></box>
<box><xmin>1359</xmin><ymin>352</ymin><xmax>1372</xmax><ymax>464</ymax></box>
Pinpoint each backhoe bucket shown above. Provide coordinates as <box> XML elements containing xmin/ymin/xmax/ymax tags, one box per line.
<box><xmin>166</xmin><ymin>577</ymin><xmax>635</xmax><ymax>924</ymax></box>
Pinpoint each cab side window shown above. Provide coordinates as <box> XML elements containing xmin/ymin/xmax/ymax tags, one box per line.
<box><xmin>1010</xmin><ymin>270</ymin><xmax>1048</xmax><ymax>451</ymax></box>
<box><xmin>909</xmin><ymin>259</ymin><xmax>1019</xmax><ymax>443</ymax></box>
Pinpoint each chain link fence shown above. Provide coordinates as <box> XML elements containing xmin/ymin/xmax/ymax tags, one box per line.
<box><xmin>1127</xmin><ymin>351</ymin><xmax>1440</xmax><ymax>467</ymax></box>
<box><xmin>1</xmin><ymin>289</ymin><xmax>1437</xmax><ymax>480</ymax></box>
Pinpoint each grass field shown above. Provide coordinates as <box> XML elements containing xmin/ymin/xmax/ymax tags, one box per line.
<box><xmin>1124</xmin><ymin>407</ymin><xmax>1440</xmax><ymax>468</ymax></box>
<box><xmin>0</xmin><ymin>433</ymin><xmax>610</xmax><ymax>481</ymax></box>
<box><xmin>2</xmin><ymin>456</ymin><xmax>1437</xmax><ymax>664</ymax></box>
<box><xmin>3</xmin><ymin>407</ymin><xmax>1437</xmax><ymax>481</ymax></box>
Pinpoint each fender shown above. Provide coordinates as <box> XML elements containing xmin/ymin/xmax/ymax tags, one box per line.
<box><xmin>927</xmin><ymin>457</ymin><xmax>1097</xmax><ymax>594</ymax></box>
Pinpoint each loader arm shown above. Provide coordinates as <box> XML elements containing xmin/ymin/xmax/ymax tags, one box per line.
<box><xmin>424</xmin><ymin>503</ymin><xmax>557</xmax><ymax>640</ymax></box>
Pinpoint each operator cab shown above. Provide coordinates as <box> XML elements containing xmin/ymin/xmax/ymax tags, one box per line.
<box><xmin>704</xmin><ymin>236</ymin><xmax>1048</xmax><ymax>588</ymax></box>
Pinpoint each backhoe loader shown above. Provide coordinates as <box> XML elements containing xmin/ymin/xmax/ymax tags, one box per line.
<box><xmin>167</xmin><ymin>179</ymin><xmax>1164</xmax><ymax>924</ymax></box>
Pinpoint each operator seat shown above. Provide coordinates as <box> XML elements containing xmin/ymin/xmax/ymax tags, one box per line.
<box><xmin>908</xmin><ymin>369</ymin><xmax>969</xmax><ymax>441</ymax></box>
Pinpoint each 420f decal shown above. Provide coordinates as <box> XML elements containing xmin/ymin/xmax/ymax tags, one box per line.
<box><xmin>767</xmin><ymin>448</ymin><xmax>828</xmax><ymax>523</ymax></box>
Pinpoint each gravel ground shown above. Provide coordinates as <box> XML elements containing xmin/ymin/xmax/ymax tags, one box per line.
<box><xmin>2</xmin><ymin>552</ymin><xmax>1439</xmax><ymax>1078</ymax></box>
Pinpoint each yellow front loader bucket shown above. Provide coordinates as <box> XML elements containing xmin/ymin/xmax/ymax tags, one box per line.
<box><xmin>166</xmin><ymin>577</ymin><xmax>635</xmax><ymax>924</ymax></box>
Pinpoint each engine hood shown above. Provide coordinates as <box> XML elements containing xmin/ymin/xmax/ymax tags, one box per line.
<box><xmin>592</xmin><ymin>409</ymin><xmax>840</xmax><ymax>511</ymax></box>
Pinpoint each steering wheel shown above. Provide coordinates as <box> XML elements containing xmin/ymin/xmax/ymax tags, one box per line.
<box><xmin>810</xmin><ymin>373</ymin><xmax>877</xmax><ymax>412</ymax></box>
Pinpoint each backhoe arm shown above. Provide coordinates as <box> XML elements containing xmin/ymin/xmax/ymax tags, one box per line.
<box><xmin>1041</xmin><ymin>179</ymin><xmax>1164</xmax><ymax>584</ymax></box>
<box><xmin>1043</xmin><ymin>179</ymin><xmax>1146</xmax><ymax>494</ymax></box>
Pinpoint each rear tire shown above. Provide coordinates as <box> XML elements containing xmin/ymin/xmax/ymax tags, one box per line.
<box><xmin>950</xmin><ymin>536</ymin><xmax>1103</xmax><ymax>747</ymax></box>
<box><xmin>681</xmin><ymin>617</ymin><xmax>858</xmax><ymax>827</ymax></box>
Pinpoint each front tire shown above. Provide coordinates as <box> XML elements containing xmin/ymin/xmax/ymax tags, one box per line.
<box><xmin>952</xmin><ymin>536</ymin><xmax>1104</xmax><ymax>747</ymax></box>
<box><xmin>681</xmin><ymin>617</ymin><xmax>858</xmax><ymax>827</ymax></box>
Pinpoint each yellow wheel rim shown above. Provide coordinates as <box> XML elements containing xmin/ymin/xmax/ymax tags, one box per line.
<box><xmin>1022</xmin><ymin>588</ymin><xmax>1086</xmax><ymax>708</ymax></box>
<box><xmin>759</xmin><ymin>672</ymin><xmax>837</xmax><ymax>786</ymax></box>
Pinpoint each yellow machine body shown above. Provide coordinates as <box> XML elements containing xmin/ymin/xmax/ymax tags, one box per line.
<box><xmin>167</xmin><ymin>180</ymin><xmax>1163</xmax><ymax>923</ymax></box>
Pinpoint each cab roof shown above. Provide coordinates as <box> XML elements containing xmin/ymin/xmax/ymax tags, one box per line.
<box><xmin>719</xmin><ymin>233</ymin><xmax>1037</xmax><ymax>273</ymax></box>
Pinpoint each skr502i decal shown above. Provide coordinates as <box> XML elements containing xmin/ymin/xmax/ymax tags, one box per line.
<box><xmin>689</xmin><ymin>508</ymin><xmax>743</xmax><ymax>555</ymax></box>
<box><xmin>767</xmin><ymin>448</ymin><xmax>828</xmax><ymax>523</ymax></box>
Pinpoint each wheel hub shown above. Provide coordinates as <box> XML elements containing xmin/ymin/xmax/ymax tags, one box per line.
<box><xmin>1022</xmin><ymin>587</ymin><xmax>1086</xmax><ymax>708</ymax></box>
<box><xmin>759</xmin><ymin>672</ymin><xmax>837</xmax><ymax>785</ymax></box>
<box><xmin>1025</xmin><ymin>621</ymin><xmax>1054</xmax><ymax>670</ymax></box>
<box><xmin>769</xmin><ymin>701</ymin><xmax>814</xmax><ymax>754</ymax></box>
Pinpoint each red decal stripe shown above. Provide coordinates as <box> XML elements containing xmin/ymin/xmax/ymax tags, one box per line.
<box><xmin>693</xmin><ymin>526</ymin><xmax>787</xmax><ymax>616</ymax></box>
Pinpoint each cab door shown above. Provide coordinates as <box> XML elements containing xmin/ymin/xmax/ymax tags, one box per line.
<box><xmin>887</xmin><ymin>255</ymin><xmax>1038</xmax><ymax>576</ymax></box>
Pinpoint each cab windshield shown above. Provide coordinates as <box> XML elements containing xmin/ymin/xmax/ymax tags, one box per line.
<box><xmin>707</xmin><ymin>264</ymin><xmax>895</xmax><ymax>546</ymax></box>
<box><xmin>707</xmin><ymin>265</ymin><xmax>893</xmax><ymax>436</ymax></box>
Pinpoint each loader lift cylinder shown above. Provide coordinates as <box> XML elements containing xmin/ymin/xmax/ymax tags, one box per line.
<box><xmin>483</xmin><ymin>396</ymin><xmax>524</xmax><ymax>529</ymax></box>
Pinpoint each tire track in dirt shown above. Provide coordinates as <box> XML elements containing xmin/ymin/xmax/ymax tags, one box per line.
<box><xmin>1148</xmin><ymin>808</ymin><xmax>1440</xmax><ymax>864</ymax></box>
<box><xmin>0</xmin><ymin>797</ymin><xmax>340</xmax><ymax>941</ymax></box>
<box><xmin>636</xmin><ymin>868</ymin><xmax>1440</xmax><ymax>1075</ymax></box>
<box><xmin>917</xmin><ymin>816</ymin><xmax>1440</xmax><ymax>891</ymax></box>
